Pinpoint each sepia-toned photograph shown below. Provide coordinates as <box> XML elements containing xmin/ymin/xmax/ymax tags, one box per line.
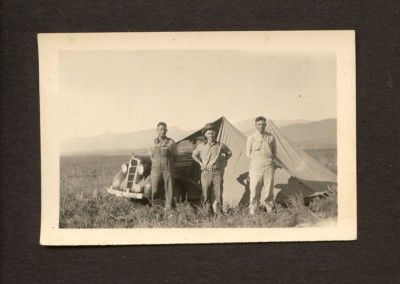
<box><xmin>39</xmin><ymin>31</ymin><xmax>356</xmax><ymax>245</ymax></box>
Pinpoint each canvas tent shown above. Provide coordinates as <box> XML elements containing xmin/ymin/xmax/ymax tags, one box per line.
<box><xmin>176</xmin><ymin>117</ymin><xmax>336</xmax><ymax>205</ymax></box>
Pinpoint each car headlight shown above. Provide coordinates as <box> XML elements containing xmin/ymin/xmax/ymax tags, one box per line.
<box><xmin>121</xmin><ymin>163</ymin><xmax>128</xmax><ymax>174</ymax></box>
<box><xmin>137</xmin><ymin>164</ymin><xmax>144</xmax><ymax>175</ymax></box>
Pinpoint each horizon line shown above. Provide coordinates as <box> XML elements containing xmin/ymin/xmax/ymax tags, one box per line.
<box><xmin>62</xmin><ymin>117</ymin><xmax>337</xmax><ymax>142</ymax></box>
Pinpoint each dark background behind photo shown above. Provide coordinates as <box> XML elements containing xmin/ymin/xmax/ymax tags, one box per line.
<box><xmin>1</xmin><ymin>0</ymin><xmax>399</xmax><ymax>282</ymax></box>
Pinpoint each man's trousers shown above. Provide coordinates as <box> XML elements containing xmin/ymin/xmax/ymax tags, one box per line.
<box><xmin>201</xmin><ymin>170</ymin><xmax>222</xmax><ymax>213</ymax></box>
<box><xmin>151</xmin><ymin>160</ymin><xmax>174</xmax><ymax>209</ymax></box>
<box><xmin>249</xmin><ymin>163</ymin><xmax>275</xmax><ymax>209</ymax></box>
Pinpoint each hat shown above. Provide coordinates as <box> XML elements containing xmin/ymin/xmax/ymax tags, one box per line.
<box><xmin>202</xmin><ymin>123</ymin><xmax>216</xmax><ymax>134</ymax></box>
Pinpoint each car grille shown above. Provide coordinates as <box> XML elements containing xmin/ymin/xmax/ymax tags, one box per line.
<box><xmin>126</xmin><ymin>158</ymin><xmax>139</xmax><ymax>190</ymax></box>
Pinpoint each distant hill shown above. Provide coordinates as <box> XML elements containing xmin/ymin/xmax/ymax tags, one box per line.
<box><xmin>234</xmin><ymin>119</ymin><xmax>310</xmax><ymax>133</ymax></box>
<box><xmin>240</xmin><ymin>119</ymin><xmax>336</xmax><ymax>149</ymax></box>
<box><xmin>61</xmin><ymin>118</ymin><xmax>336</xmax><ymax>155</ymax></box>
<box><xmin>278</xmin><ymin>119</ymin><xmax>336</xmax><ymax>149</ymax></box>
<box><xmin>61</xmin><ymin>127</ymin><xmax>190</xmax><ymax>155</ymax></box>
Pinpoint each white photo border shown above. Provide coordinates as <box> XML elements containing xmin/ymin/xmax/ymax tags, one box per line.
<box><xmin>39</xmin><ymin>31</ymin><xmax>356</xmax><ymax>245</ymax></box>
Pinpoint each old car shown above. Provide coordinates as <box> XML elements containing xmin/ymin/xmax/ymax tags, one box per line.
<box><xmin>107</xmin><ymin>141</ymin><xmax>203</xmax><ymax>202</ymax></box>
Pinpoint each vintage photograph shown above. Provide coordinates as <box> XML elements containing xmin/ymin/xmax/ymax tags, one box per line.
<box><xmin>39</xmin><ymin>31</ymin><xmax>356</xmax><ymax>245</ymax></box>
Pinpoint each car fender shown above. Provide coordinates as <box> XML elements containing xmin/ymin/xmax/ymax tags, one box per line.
<box><xmin>112</xmin><ymin>170</ymin><xmax>127</xmax><ymax>190</ymax></box>
<box><xmin>142</xmin><ymin>174</ymin><xmax>202</xmax><ymax>201</ymax></box>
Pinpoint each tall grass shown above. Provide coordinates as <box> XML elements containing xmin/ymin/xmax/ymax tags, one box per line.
<box><xmin>60</xmin><ymin>154</ymin><xmax>337</xmax><ymax>228</ymax></box>
<box><xmin>60</xmin><ymin>186</ymin><xmax>337</xmax><ymax>228</ymax></box>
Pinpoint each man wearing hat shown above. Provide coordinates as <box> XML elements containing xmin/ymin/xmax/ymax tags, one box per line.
<box><xmin>149</xmin><ymin>122</ymin><xmax>178</xmax><ymax>210</ymax></box>
<box><xmin>246</xmin><ymin>116</ymin><xmax>278</xmax><ymax>215</ymax></box>
<box><xmin>192</xmin><ymin>123</ymin><xmax>232</xmax><ymax>214</ymax></box>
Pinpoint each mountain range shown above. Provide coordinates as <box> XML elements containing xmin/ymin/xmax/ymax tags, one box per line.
<box><xmin>274</xmin><ymin>119</ymin><xmax>336</xmax><ymax>149</ymax></box>
<box><xmin>234</xmin><ymin>119</ymin><xmax>310</xmax><ymax>132</ymax></box>
<box><xmin>61</xmin><ymin>118</ymin><xmax>336</xmax><ymax>155</ymax></box>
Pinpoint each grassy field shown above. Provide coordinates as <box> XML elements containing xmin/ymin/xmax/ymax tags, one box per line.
<box><xmin>60</xmin><ymin>149</ymin><xmax>337</xmax><ymax>228</ymax></box>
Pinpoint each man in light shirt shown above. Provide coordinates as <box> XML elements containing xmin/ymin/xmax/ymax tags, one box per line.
<box><xmin>246</xmin><ymin>116</ymin><xmax>277</xmax><ymax>215</ymax></box>
<box><xmin>192</xmin><ymin>123</ymin><xmax>232</xmax><ymax>214</ymax></box>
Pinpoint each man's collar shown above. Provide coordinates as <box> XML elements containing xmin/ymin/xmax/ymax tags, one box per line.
<box><xmin>205</xmin><ymin>140</ymin><xmax>218</xmax><ymax>146</ymax></box>
<box><xmin>155</xmin><ymin>136</ymin><xmax>169</xmax><ymax>143</ymax></box>
<box><xmin>253</xmin><ymin>131</ymin><xmax>272</xmax><ymax>138</ymax></box>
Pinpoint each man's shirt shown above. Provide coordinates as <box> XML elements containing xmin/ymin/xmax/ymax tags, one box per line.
<box><xmin>246</xmin><ymin>131</ymin><xmax>276</xmax><ymax>162</ymax></box>
<box><xmin>148</xmin><ymin>137</ymin><xmax>178</xmax><ymax>160</ymax></box>
<box><xmin>192</xmin><ymin>141</ymin><xmax>232</xmax><ymax>170</ymax></box>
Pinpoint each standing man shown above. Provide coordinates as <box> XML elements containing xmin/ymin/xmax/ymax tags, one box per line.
<box><xmin>246</xmin><ymin>116</ymin><xmax>277</xmax><ymax>215</ymax></box>
<box><xmin>149</xmin><ymin>122</ymin><xmax>178</xmax><ymax>210</ymax></box>
<box><xmin>192</xmin><ymin>123</ymin><xmax>232</xmax><ymax>214</ymax></box>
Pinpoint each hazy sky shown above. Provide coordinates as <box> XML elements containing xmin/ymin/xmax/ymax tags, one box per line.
<box><xmin>59</xmin><ymin>50</ymin><xmax>336</xmax><ymax>141</ymax></box>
